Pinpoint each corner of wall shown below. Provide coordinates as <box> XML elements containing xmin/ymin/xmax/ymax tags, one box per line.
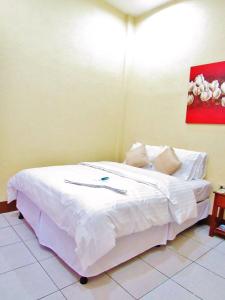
<box><xmin>115</xmin><ymin>15</ymin><xmax>135</xmax><ymax>162</ymax></box>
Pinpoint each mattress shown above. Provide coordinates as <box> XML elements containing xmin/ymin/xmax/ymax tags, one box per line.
<box><xmin>188</xmin><ymin>179</ymin><xmax>212</xmax><ymax>203</ymax></box>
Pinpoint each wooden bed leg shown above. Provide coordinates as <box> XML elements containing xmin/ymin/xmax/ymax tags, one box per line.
<box><xmin>80</xmin><ymin>277</ymin><xmax>88</xmax><ymax>285</ymax></box>
<box><xmin>18</xmin><ymin>212</ymin><xmax>24</xmax><ymax>220</ymax></box>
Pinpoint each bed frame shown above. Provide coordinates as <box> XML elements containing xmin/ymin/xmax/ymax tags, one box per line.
<box><xmin>16</xmin><ymin>191</ymin><xmax>210</xmax><ymax>285</ymax></box>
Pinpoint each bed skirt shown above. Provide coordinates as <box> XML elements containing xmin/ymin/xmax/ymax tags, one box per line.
<box><xmin>16</xmin><ymin>192</ymin><xmax>210</xmax><ymax>277</ymax></box>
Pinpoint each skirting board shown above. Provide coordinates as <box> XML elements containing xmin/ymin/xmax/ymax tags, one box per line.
<box><xmin>0</xmin><ymin>200</ymin><xmax>17</xmax><ymax>213</ymax></box>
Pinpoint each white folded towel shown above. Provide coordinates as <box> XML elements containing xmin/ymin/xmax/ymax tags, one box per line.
<box><xmin>64</xmin><ymin>179</ymin><xmax>127</xmax><ymax>195</ymax></box>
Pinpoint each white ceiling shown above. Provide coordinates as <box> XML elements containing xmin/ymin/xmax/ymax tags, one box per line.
<box><xmin>105</xmin><ymin>0</ymin><xmax>172</xmax><ymax>16</ymax></box>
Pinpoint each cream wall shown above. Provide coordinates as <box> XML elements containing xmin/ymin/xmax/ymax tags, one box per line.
<box><xmin>1</xmin><ymin>0</ymin><xmax>225</xmax><ymax>201</ymax></box>
<box><xmin>0</xmin><ymin>0</ymin><xmax>127</xmax><ymax>200</ymax></box>
<box><xmin>123</xmin><ymin>0</ymin><xmax>225</xmax><ymax>190</ymax></box>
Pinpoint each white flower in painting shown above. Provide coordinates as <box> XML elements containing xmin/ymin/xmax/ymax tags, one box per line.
<box><xmin>200</xmin><ymin>90</ymin><xmax>212</xmax><ymax>101</ymax></box>
<box><xmin>221</xmin><ymin>82</ymin><xmax>225</xmax><ymax>94</ymax></box>
<box><xmin>203</xmin><ymin>80</ymin><xmax>209</xmax><ymax>91</ymax></box>
<box><xmin>188</xmin><ymin>81</ymin><xmax>195</xmax><ymax>92</ymax></box>
<box><xmin>195</xmin><ymin>74</ymin><xmax>204</xmax><ymax>86</ymax></box>
<box><xmin>193</xmin><ymin>85</ymin><xmax>201</xmax><ymax>96</ymax></box>
<box><xmin>212</xmin><ymin>87</ymin><xmax>221</xmax><ymax>99</ymax></box>
<box><xmin>187</xmin><ymin>94</ymin><xmax>194</xmax><ymax>105</ymax></box>
<box><xmin>221</xmin><ymin>97</ymin><xmax>225</xmax><ymax>107</ymax></box>
<box><xmin>209</xmin><ymin>80</ymin><xmax>219</xmax><ymax>91</ymax></box>
<box><xmin>199</xmin><ymin>84</ymin><xmax>205</xmax><ymax>93</ymax></box>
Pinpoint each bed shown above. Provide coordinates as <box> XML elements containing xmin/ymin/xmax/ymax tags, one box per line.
<box><xmin>7</xmin><ymin>146</ymin><xmax>212</xmax><ymax>284</ymax></box>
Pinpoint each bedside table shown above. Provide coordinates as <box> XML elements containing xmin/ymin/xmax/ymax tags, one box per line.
<box><xmin>209</xmin><ymin>191</ymin><xmax>225</xmax><ymax>237</ymax></box>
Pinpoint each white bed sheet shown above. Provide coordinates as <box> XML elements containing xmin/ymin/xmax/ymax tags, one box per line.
<box><xmin>8</xmin><ymin>162</ymin><xmax>197</xmax><ymax>270</ymax></box>
<box><xmin>187</xmin><ymin>179</ymin><xmax>212</xmax><ymax>203</ymax></box>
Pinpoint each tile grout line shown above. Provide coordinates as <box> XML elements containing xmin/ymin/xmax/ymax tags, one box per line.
<box><xmin>167</xmin><ymin>227</ymin><xmax>225</xmax><ymax>297</ymax></box>
<box><xmin>140</xmin><ymin>257</ymin><xmax>192</xmax><ymax>279</ymax></box>
<box><xmin>170</xmin><ymin>259</ymin><xmax>225</xmax><ymax>299</ymax></box>
<box><xmin>170</xmin><ymin>272</ymin><xmax>204</xmax><ymax>300</ymax></box>
<box><xmin>20</xmin><ymin>236</ymin><xmax>80</xmax><ymax>293</ymax></box>
<box><xmin>38</xmin><ymin>290</ymin><xmax>66</xmax><ymax>300</ymax></box>
<box><xmin>3</xmin><ymin>216</ymin><xmax>224</xmax><ymax>299</ymax></box>
<box><xmin>0</xmin><ymin>213</ymin><xmax>10</xmax><ymax>226</ymax></box>
<box><xmin>194</xmin><ymin>260</ymin><xmax>225</xmax><ymax>281</ymax></box>
<box><xmin>180</xmin><ymin>227</ymin><xmax>224</xmax><ymax>248</ymax></box>
<box><xmin>10</xmin><ymin>221</ymin><xmax>60</xmax><ymax>296</ymax></box>
<box><xmin>167</xmin><ymin>239</ymin><xmax>214</xmax><ymax>262</ymax></box>
<box><xmin>2</xmin><ymin>211</ymin><xmax>23</xmax><ymax>227</ymax></box>
<box><xmin>58</xmin><ymin>279</ymin><xmax>80</xmax><ymax>291</ymax></box>
<box><xmin>137</xmin><ymin>256</ymin><xmax>201</xmax><ymax>300</ymax></box>
<box><xmin>0</xmin><ymin>239</ymin><xmax>23</xmax><ymax>248</ymax></box>
<box><xmin>5</xmin><ymin>213</ymin><xmax>82</xmax><ymax>298</ymax></box>
<box><xmin>168</xmin><ymin>260</ymin><xmax>205</xmax><ymax>300</ymax></box>
<box><xmin>137</xmin><ymin>277</ymin><xmax>171</xmax><ymax>300</ymax></box>
<box><xmin>106</xmin><ymin>272</ymin><xmax>137</xmax><ymax>299</ymax></box>
<box><xmin>138</xmin><ymin>255</ymin><xmax>171</xmax><ymax>279</ymax></box>
<box><xmin>0</xmin><ymin>261</ymin><xmax>37</xmax><ymax>276</ymax></box>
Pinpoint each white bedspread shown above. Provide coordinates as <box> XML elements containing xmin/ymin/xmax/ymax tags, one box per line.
<box><xmin>7</xmin><ymin>162</ymin><xmax>197</xmax><ymax>270</ymax></box>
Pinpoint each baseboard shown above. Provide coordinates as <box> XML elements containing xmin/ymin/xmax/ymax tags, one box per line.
<box><xmin>0</xmin><ymin>200</ymin><xmax>17</xmax><ymax>213</ymax></box>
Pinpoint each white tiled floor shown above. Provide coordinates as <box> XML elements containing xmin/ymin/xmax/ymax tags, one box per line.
<box><xmin>0</xmin><ymin>211</ymin><xmax>225</xmax><ymax>300</ymax></box>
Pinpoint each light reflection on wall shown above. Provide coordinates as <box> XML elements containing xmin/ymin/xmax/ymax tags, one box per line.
<box><xmin>134</xmin><ymin>2</ymin><xmax>207</xmax><ymax>71</ymax></box>
<box><xmin>71</xmin><ymin>9</ymin><xmax>127</xmax><ymax>73</ymax></box>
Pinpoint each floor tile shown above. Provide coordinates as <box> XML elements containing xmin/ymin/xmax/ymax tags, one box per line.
<box><xmin>25</xmin><ymin>239</ymin><xmax>54</xmax><ymax>261</ymax></box>
<box><xmin>108</xmin><ymin>258</ymin><xmax>167</xmax><ymax>299</ymax></box>
<box><xmin>13</xmin><ymin>222</ymin><xmax>36</xmax><ymax>241</ymax></box>
<box><xmin>0</xmin><ymin>214</ymin><xmax>9</xmax><ymax>229</ymax></box>
<box><xmin>42</xmin><ymin>291</ymin><xmax>65</xmax><ymax>300</ymax></box>
<box><xmin>141</xmin><ymin>279</ymin><xmax>199</xmax><ymax>300</ymax></box>
<box><xmin>141</xmin><ymin>246</ymin><xmax>192</xmax><ymax>277</ymax></box>
<box><xmin>3</xmin><ymin>211</ymin><xmax>23</xmax><ymax>226</ymax></box>
<box><xmin>0</xmin><ymin>262</ymin><xmax>57</xmax><ymax>300</ymax></box>
<box><xmin>62</xmin><ymin>274</ymin><xmax>134</xmax><ymax>300</ymax></box>
<box><xmin>168</xmin><ymin>234</ymin><xmax>211</xmax><ymax>260</ymax></box>
<box><xmin>196</xmin><ymin>248</ymin><xmax>225</xmax><ymax>278</ymax></box>
<box><xmin>40</xmin><ymin>256</ymin><xmax>78</xmax><ymax>289</ymax></box>
<box><xmin>173</xmin><ymin>263</ymin><xmax>225</xmax><ymax>300</ymax></box>
<box><xmin>214</xmin><ymin>241</ymin><xmax>225</xmax><ymax>255</ymax></box>
<box><xmin>0</xmin><ymin>227</ymin><xmax>21</xmax><ymax>246</ymax></box>
<box><xmin>182</xmin><ymin>225</ymin><xmax>223</xmax><ymax>248</ymax></box>
<box><xmin>0</xmin><ymin>242</ymin><xmax>36</xmax><ymax>274</ymax></box>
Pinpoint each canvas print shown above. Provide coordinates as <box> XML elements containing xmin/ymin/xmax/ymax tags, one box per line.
<box><xmin>186</xmin><ymin>61</ymin><xmax>225</xmax><ymax>124</ymax></box>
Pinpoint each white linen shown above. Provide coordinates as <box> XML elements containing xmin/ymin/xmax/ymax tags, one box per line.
<box><xmin>7</xmin><ymin>161</ymin><xmax>197</xmax><ymax>270</ymax></box>
<box><xmin>173</xmin><ymin>148</ymin><xmax>207</xmax><ymax>180</ymax></box>
<box><xmin>65</xmin><ymin>179</ymin><xmax>127</xmax><ymax>194</ymax></box>
<box><xmin>130</xmin><ymin>143</ymin><xmax>207</xmax><ymax>180</ymax></box>
<box><xmin>187</xmin><ymin>179</ymin><xmax>212</xmax><ymax>203</ymax></box>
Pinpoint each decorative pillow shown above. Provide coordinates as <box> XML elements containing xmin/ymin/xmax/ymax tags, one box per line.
<box><xmin>129</xmin><ymin>142</ymin><xmax>207</xmax><ymax>180</ymax></box>
<box><xmin>125</xmin><ymin>144</ymin><xmax>150</xmax><ymax>168</ymax></box>
<box><xmin>153</xmin><ymin>147</ymin><xmax>182</xmax><ymax>175</ymax></box>
<box><xmin>131</xmin><ymin>142</ymin><xmax>164</xmax><ymax>162</ymax></box>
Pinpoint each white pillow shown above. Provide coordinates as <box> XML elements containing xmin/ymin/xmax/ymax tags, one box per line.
<box><xmin>194</xmin><ymin>152</ymin><xmax>207</xmax><ymax>179</ymax></box>
<box><xmin>173</xmin><ymin>148</ymin><xmax>207</xmax><ymax>180</ymax></box>
<box><xmin>129</xmin><ymin>143</ymin><xmax>207</xmax><ymax>180</ymax></box>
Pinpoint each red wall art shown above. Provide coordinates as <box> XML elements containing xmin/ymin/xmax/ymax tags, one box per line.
<box><xmin>186</xmin><ymin>61</ymin><xmax>225</xmax><ymax>124</ymax></box>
